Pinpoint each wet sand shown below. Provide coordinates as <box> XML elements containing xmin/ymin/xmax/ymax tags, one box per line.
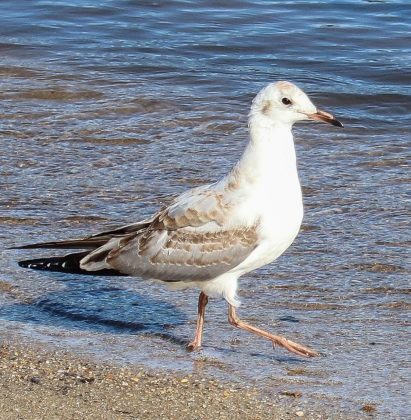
<box><xmin>0</xmin><ymin>338</ymin><xmax>370</xmax><ymax>420</ymax></box>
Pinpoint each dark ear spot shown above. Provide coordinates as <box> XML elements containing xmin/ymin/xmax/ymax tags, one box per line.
<box><xmin>262</xmin><ymin>100</ymin><xmax>271</xmax><ymax>115</ymax></box>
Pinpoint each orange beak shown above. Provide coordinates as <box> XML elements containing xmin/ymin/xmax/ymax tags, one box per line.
<box><xmin>308</xmin><ymin>109</ymin><xmax>343</xmax><ymax>127</ymax></box>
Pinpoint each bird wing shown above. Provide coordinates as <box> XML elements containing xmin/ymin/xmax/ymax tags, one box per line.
<box><xmin>81</xmin><ymin>185</ymin><xmax>260</xmax><ymax>282</ymax></box>
<box><xmin>11</xmin><ymin>218</ymin><xmax>155</xmax><ymax>250</ymax></box>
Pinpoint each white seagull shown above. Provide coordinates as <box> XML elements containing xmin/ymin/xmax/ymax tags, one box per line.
<box><xmin>14</xmin><ymin>81</ymin><xmax>342</xmax><ymax>357</ymax></box>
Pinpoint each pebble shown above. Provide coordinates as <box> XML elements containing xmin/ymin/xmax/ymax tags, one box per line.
<box><xmin>296</xmin><ymin>410</ymin><xmax>305</xmax><ymax>417</ymax></box>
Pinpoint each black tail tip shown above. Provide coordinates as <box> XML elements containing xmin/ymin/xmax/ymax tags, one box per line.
<box><xmin>18</xmin><ymin>258</ymin><xmax>65</xmax><ymax>271</ymax></box>
<box><xmin>18</xmin><ymin>260</ymin><xmax>31</xmax><ymax>268</ymax></box>
<box><xmin>17</xmin><ymin>255</ymin><xmax>126</xmax><ymax>277</ymax></box>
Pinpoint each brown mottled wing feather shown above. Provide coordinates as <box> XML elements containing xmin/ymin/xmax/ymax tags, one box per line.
<box><xmin>105</xmin><ymin>226</ymin><xmax>258</xmax><ymax>282</ymax></box>
<box><xmin>81</xmin><ymin>186</ymin><xmax>259</xmax><ymax>282</ymax></box>
<box><xmin>158</xmin><ymin>184</ymin><xmax>230</xmax><ymax>228</ymax></box>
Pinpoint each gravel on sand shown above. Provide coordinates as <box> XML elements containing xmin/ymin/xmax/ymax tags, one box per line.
<box><xmin>0</xmin><ymin>340</ymin><xmax>365</xmax><ymax>419</ymax></box>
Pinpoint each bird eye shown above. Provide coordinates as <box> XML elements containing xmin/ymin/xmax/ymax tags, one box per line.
<box><xmin>282</xmin><ymin>97</ymin><xmax>292</xmax><ymax>105</ymax></box>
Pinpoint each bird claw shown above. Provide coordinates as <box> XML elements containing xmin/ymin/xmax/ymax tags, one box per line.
<box><xmin>271</xmin><ymin>338</ymin><xmax>319</xmax><ymax>358</ymax></box>
<box><xmin>186</xmin><ymin>342</ymin><xmax>201</xmax><ymax>352</ymax></box>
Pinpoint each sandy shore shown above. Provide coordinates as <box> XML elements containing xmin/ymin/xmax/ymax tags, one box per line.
<box><xmin>0</xmin><ymin>338</ymin><xmax>372</xmax><ymax>420</ymax></box>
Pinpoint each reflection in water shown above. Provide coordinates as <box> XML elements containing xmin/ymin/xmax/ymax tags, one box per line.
<box><xmin>1</xmin><ymin>0</ymin><xmax>410</xmax><ymax>417</ymax></box>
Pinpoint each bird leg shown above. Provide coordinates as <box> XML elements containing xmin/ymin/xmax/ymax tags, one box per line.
<box><xmin>187</xmin><ymin>292</ymin><xmax>209</xmax><ymax>351</ymax></box>
<box><xmin>228</xmin><ymin>305</ymin><xmax>319</xmax><ymax>358</ymax></box>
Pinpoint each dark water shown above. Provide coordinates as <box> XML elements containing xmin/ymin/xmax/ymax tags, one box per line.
<box><xmin>1</xmin><ymin>0</ymin><xmax>410</xmax><ymax>417</ymax></box>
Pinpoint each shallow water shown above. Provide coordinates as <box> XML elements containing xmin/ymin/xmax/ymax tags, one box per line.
<box><xmin>1</xmin><ymin>0</ymin><xmax>410</xmax><ymax>417</ymax></box>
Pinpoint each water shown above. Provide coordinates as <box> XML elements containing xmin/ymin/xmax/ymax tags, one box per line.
<box><xmin>1</xmin><ymin>0</ymin><xmax>410</xmax><ymax>417</ymax></box>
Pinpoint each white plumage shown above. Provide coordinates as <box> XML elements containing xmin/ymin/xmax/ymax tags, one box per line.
<box><xmin>15</xmin><ymin>81</ymin><xmax>342</xmax><ymax>357</ymax></box>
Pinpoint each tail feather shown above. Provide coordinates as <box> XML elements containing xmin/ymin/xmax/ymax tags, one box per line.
<box><xmin>10</xmin><ymin>218</ymin><xmax>153</xmax><ymax>251</ymax></box>
<box><xmin>12</xmin><ymin>219</ymin><xmax>153</xmax><ymax>276</ymax></box>
<box><xmin>18</xmin><ymin>251</ymin><xmax>126</xmax><ymax>276</ymax></box>
<box><xmin>10</xmin><ymin>238</ymin><xmax>108</xmax><ymax>250</ymax></box>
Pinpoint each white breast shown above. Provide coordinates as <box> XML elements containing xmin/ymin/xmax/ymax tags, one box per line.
<box><xmin>230</xmin><ymin>164</ymin><xmax>304</xmax><ymax>276</ymax></box>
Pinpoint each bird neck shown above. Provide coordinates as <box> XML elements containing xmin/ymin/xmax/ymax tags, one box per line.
<box><xmin>226</xmin><ymin>118</ymin><xmax>299</xmax><ymax>189</ymax></box>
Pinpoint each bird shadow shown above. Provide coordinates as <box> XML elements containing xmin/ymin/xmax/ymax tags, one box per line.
<box><xmin>1</xmin><ymin>271</ymin><xmax>317</xmax><ymax>364</ymax></box>
<box><xmin>0</xmin><ymin>272</ymin><xmax>189</xmax><ymax>348</ymax></box>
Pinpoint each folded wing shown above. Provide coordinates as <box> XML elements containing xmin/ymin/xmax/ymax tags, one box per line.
<box><xmin>81</xmin><ymin>187</ymin><xmax>260</xmax><ymax>282</ymax></box>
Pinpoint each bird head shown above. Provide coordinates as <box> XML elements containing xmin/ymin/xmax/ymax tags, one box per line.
<box><xmin>250</xmin><ymin>81</ymin><xmax>343</xmax><ymax>128</ymax></box>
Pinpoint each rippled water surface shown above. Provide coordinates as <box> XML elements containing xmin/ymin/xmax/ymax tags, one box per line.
<box><xmin>1</xmin><ymin>1</ymin><xmax>410</xmax><ymax>417</ymax></box>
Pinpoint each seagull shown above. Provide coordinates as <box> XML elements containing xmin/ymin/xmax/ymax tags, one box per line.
<box><xmin>13</xmin><ymin>81</ymin><xmax>342</xmax><ymax>357</ymax></box>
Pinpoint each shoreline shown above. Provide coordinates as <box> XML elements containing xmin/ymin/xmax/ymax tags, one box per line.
<box><xmin>0</xmin><ymin>337</ymin><xmax>369</xmax><ymax>419</ymax></box>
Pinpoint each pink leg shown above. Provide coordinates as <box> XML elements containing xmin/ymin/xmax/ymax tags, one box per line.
<box><xmin>228</xmin><ymin>305</ymin><xmax>318</xmax><ymax>357</ymax></box>
<box><xmin>187</xmin><ymin>292</ymin><xmax>209</xmax><ymax>351</ymax></box>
